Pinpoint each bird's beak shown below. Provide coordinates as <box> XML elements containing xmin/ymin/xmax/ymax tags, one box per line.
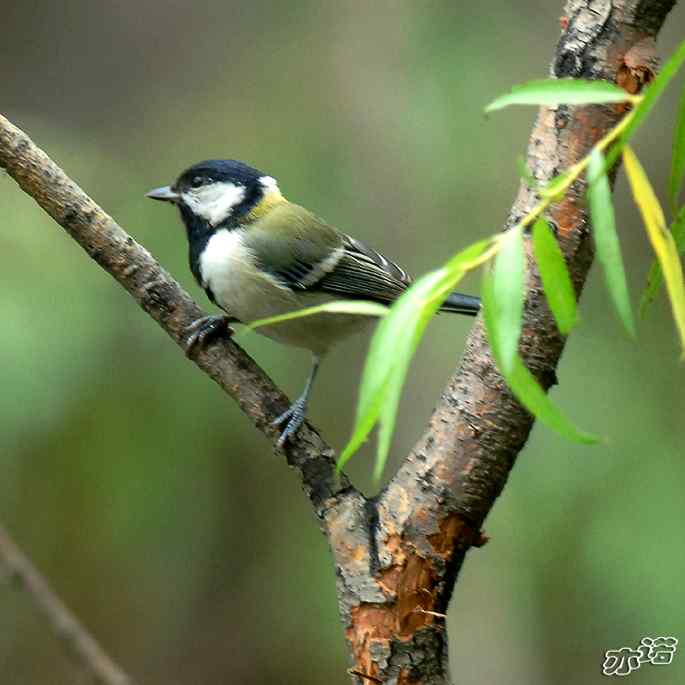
<box><xmin>145</xmin><ymin>185</ymin><xmax>180</xmax><ymax>203</ymax></box>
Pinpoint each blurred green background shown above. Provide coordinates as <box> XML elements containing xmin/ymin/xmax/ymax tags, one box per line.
<box><xmin>1</xmin><ymin>2</ymin><xmax>684</xmax><ymax>683</ymax></box>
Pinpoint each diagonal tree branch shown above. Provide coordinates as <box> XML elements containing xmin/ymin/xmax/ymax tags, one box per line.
<box><xmin>0</xmin><ymin>523</ymin><xmax>135</xmax><ymax>685</ymax></box>
<box><xmin>0</xmin><ymin>118</ymin><xmax>349</xmax><ymax>519</ymax></box>
<box><xmin>0</xmin><ymin>1</ymin><xmax>677</xmax><ymax>683</ymax></box>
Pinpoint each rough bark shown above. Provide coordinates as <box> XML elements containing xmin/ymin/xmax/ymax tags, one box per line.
<box><xmin>0</xmin><ymin>1</ymin><xmax>676</xmax><ymax>683</ymax></box>
<box><xmin>340</xmin><ymin>2</ymin><xmax>675</xmax><ymax>682</ymax></box>
<box><xmin>0</xmin><ymin>116</ymin><xmax>346</xmax><ymax>518</ymax></box>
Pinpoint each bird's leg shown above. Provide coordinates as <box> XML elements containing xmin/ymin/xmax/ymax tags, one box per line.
<box><xmin>184</xmin><ymin>315</ymin><xmax>235</xmax><ymax>357</ymax></box>
<box><xmin>273</xmin><ymin>355</ymin><xmax>321</xmax><ymax>446</ymax></box>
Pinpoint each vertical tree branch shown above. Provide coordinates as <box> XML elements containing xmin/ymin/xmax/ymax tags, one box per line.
<box><xmin>0</xmin><ymin>1</ymin><xmax>677</xmax><ymax>683</ymax></box>
<box><xmin>340</xmin><ymin>1</ymin><xmax>676</xmax><ymax>682</ymax></box>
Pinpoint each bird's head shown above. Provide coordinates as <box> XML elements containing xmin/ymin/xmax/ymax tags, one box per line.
<box><xmin>146</xmin><ymin>160</ymin><xmax>283</xmax><ymax>230</ymax></box>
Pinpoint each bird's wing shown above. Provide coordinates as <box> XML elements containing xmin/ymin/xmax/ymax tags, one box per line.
<box><xmin>247</xmin><ymin>203</ymin><xmax>412</xmax><ymax>304</ymax></box>
<box><xmin>313</xmin><ymin>234</ymin><xmax>412</xmax><ymax>302</ymax></box>
<box><xmin>246</xmin><ymin>203</ymin><xmax>346</xmax><ymax>288</ymax></box>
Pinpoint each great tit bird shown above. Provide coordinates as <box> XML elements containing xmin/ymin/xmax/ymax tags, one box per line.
<box><xmin>147</xmin><ymin>160</ymin><xmax>480</xmax><ymax>445</ymax></box>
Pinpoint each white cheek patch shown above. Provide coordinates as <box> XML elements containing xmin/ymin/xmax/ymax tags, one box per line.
<box><xmin>182</xmin><ymin>182</ymin><xmax>246</xmax><ymax>226</ymax></box>
<box><xmin>259</xmin><ymin>175</ymin><xmax>280</xmax><ymax>193</ymax></box>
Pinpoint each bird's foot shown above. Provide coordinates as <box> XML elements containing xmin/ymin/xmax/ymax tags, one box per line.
<box><xmin>184</xmin><ymin>315</ymin><xmax>233</xmax><ymax>357</ymax></box>
<box><xmin>273</xmin><ymin>395</ymin><xmax>308</xmax><ymax>447</ymax></box>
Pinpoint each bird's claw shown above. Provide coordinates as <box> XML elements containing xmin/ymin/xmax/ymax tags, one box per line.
<box><xmin>273</xmin><ymin>396</ymin><xmax>308</xmax><ymax>447</ymax></box>
<box><xmin>185</xmin><ymin>315</ymin><xmax>233</xmax><ymax>357</ymax></box>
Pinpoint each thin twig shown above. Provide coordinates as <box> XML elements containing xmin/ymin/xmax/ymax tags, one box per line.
<box><xmin>0</xmin><ymin>523</ymin><xmax>135</xmax><ymax>685</ymax></box>
<box><xmin>412</xmin><ymin>608</ymin><xmax>447</xmax><ymax>619</ymax></box>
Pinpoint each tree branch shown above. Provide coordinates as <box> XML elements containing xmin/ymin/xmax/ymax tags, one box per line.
<box><xmin>340</xmin><ymin>1</ymin><xmax>676</xmax><ymax>682</ymax></box>
<box><xmin>0</xmin><ymin>110</ymin><xmax>357</xmax><ymax>683</ymax></box>
<box><xmin>0</xmin><ymin>523</ymin><xmax>135</xmax><ymax>685</ymax></box>
<box><xmin>0</xmin><ymin>116</ymin><xmax>350</xmax><ymax>519</ymax></box>
<box><xmin>0</xmin><ymin>1</ymin><xmax>677</xmax><ymax>683</ymax></box>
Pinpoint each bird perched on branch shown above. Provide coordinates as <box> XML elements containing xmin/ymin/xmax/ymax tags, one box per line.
<box><xmin>147</xmin><ymin>160</ymin><xmax>480</xmax><ymax>445</ymax></box>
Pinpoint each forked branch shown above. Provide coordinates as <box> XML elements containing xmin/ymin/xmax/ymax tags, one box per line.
<box><xmin>0</xmin><ymin>1</ymin><xmax>676</xmax><ymax>682</ymax></box>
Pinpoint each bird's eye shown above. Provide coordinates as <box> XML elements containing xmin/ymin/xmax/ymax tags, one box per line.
<box><xmin>191</xmin><ymin>176</ymin><xmax>210</xmax><ymax>189</ymax></box>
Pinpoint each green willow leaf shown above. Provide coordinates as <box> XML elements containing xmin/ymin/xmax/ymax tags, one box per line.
<box><xmin>375</xmin><ymin>353</ymin><xmax>411</xmax><ymax>482</ymax></box>
<box><xmin>669</xmin><ymin>81</ymin><xmax>685</xmax><ymax>212</ymax></box>
<box><xmin>485</xmin><ymin>79</ymin><xmax>631</xmax><ymax>113</ymax></box>
<box><xmin>517</xmin><ymin>156</ymin><xmax>538</xmax><ymax>189</ymax></box>
<box><xmin>242</xmin><ymin>300</ymin><xmax>388</xmax><ymax>333</ymax></box>
<box><xmin>532</xmin><ymin>218</ymin><xmax>577</xmax><ymax>334</ymax></box>
<box><xmin>624</xmin><ymin>146</ymin><xmax>685</xmax><ymax>353</ymax></box>
<box><xmin>490</xmin><ymin>227</ymin><xmax>525</xmax><ymax>373</ymax></box>
<box><xmin>641</xmin><ymin>206</ymin><xmax>685</xmax><ymax>313</ymax></box>
<box><xmin>606</xmin><ymin>40</ymin><xmax>685</xmax><ymax>168</ymax></box>
<box><xmin>338</xmin><ymin>240</ymin><xmax>492</xmax><ymax>477</ymax></box>
<box><xmin>482</xmin><ymin>269</ymin><xmax>598</xmax><ymax>444</ymax></box>
<box><xmin>444</xmin><ymin>239</ymin><xmax>494</xmax><ymax>273</ymax></box>
<box><xmin>587</xmin><ymin>148</ymin><xmax>636</xmax><ymax>337</ymax></box>
<box><xmin>338</xmin><ymin>268</ymin><xmax>449</xmax><ymax>475</ymax></box>
<box><xmin>539</xmin><ymin>171</ymin><xmax>572</xmax><ymax>200</ymax></box>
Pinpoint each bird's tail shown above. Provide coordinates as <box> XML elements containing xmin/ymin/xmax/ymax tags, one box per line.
<box><xmin>439</xmin><ymin>292</ymin><xmax>480</xmax><ymax>316</ymax></box>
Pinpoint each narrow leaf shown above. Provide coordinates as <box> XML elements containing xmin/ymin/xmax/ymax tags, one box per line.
<box><xmin>607</xmin><ymin>40</ymin><xmax>685</xmax><ymax>168</ymax></box>
<box><xmin>669</xmin><ymin>81</ymin><xmax>685</xmax><ymax>212</ymax></box>
<box><xmin>624</xmin><ymin>147</ymin><xmax>685</xmax><ymax>353</ymax></box>
<box><xmin>485</xmin><ymin>79</ymin><xmax>631</xmax><ymax>113</ymax></box>
<box><xmin>490</xmin><ymin>227</ymin><xmax>525</xmax><ymax>373</ymax></box>
<box><xmin>374</xmin><ymin>354</ymin><xmax>411</xmax><ymax>482</ymax></box>
<box><xmin>587</xmin><ymin>148</ymin><xmax>636</xmax><ymax>337</ymax></box>
<box><xmin>444</xmin><ymin>238</ymin><xmax>496</xmax><ymax>273</ymax></box>
<box><xmin>641</xmin><ymin>206</ymin><xmax>685</xmax><ymax>312</ymax></box>
<box><xmin>539</xmin><ymin>171</ymin><xmax>572</xmax><ymax>200</ymax></box>
<box><xmin>338</xmin><ymin>269</ymin><xmax>449</xmax><ymax>474</ymax></box>
<box><xmin>517</xmin><ymin>156</ymin><xmax>538</xmax><ymax>189</ymax></box>
<box><xmin>505</xmin><ymin>355</ymin><xmax>598</xmax><ymax>443</ymax></box>
<box><xmin>482</xmin><ymin>270</ymin><xmax>598</xmax><ymax>444</ymax></box>
<box><xmin>371</xmin><ymin>241</ymin><xmax>491</xmax><ymax>480</ymax></box>
<box><xmin>532</xmin><ymin>218</ymin><xmax>578</xmax><ymax>334</ymax></box>
<box><xmin>243</xmin><ymin>300</ymin><xmax>388</xmax><ymax>332</ymax></box>
<box><xmin>338</xmin><ymin>240</ymin><xmax>492</xmax><ymax>476</ymax></box>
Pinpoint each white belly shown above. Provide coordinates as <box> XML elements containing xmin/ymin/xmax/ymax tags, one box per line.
<box><xmin>199</xmin><ymin>228</ymin><xmax>294</xmax><ymax>321</ymax></box>
<box><xmin>199</xmin><ymin>228</ymin><xmax>370</xmax><ymax>354</ymax></box>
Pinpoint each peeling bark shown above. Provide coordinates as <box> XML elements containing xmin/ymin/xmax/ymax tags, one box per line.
<box><xmin>0</xmin><ymin>1</ymin><xmax>676</xmax><ymax>683</ymax></box>
<box><xmin>339</xmin><ymin>1</ymin><xmax>675</xmax><ymax>682</ymax></box>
